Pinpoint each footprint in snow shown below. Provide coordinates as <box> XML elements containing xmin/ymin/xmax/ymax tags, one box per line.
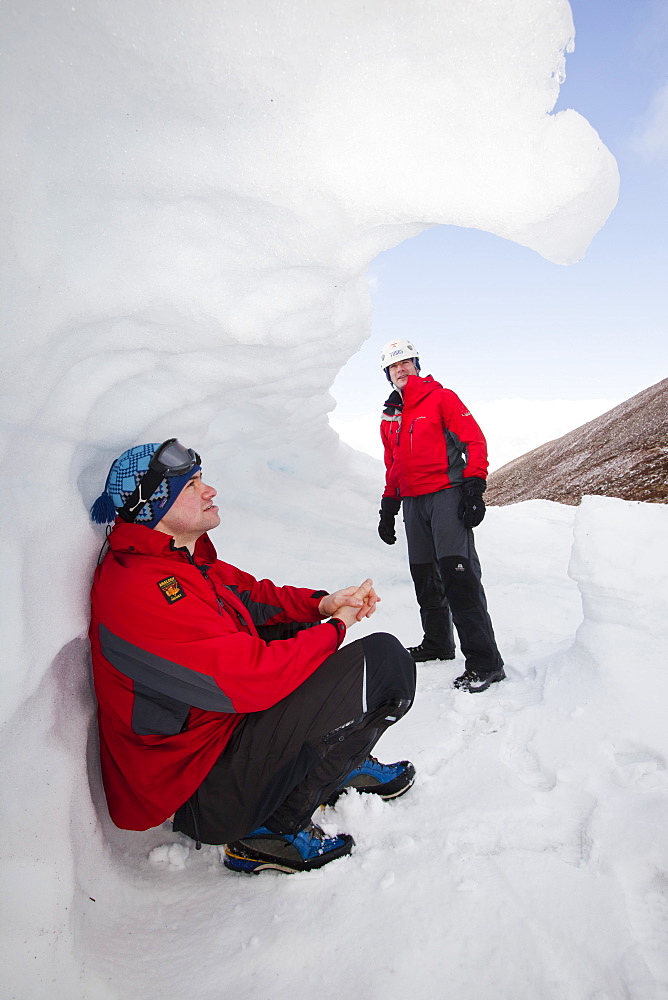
<box><xmin>612</xmin><ymin>748</ymin><xmax>666</xmax><ymax>789</ymax></box>
<box><xmin>500</xmin><ymin>720</ymin><xmax>556</xmax><ymax>792</ymax></box>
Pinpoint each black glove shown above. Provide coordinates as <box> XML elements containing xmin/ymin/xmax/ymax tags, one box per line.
<box><xmin>458</xmin><ymin>477</ymin><xmax>486</xmax><ymax>528</ymax></box>
<box><xmin>378</xmin><ymin>496</ymin><xmax>401</xmax><ymax>545</ymax></box>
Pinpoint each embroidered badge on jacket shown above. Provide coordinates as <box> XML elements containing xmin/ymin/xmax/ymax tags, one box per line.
<box><xmin>157</xmin><ymin>576</ymin><xmax>186</xmax><ymax>604</ymax></box>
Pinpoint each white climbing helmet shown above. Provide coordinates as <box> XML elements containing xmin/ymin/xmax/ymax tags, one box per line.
<box><xmin>380</xmin><ymin>338</ymin><xmax>421</xmax><ymax>380</ymax></box>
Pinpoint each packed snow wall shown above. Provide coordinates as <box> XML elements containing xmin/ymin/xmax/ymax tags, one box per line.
<box><xmin>1</xmin><ymin>2</ymin><xmax>618</xmax><ymax>994</ymax></box>
<box><xmin>1</xmin><ymin>0</ymin><xmax>618</xmax><ymax>715</ymax></box>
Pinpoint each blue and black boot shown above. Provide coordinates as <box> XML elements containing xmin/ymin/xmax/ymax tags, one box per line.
<box><xmin>325</xmin><ymin>755</ymin><xmax>416</xmax><ymax>806</ymax></box>
<box><xmin>224</xmin><ymin>822</ymin><xmax>354</xmax><ymax>875</ymax></box>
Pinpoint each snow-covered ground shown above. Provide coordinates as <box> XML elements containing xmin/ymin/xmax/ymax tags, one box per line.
<box><xmin>5</xmin><ymin>1</ymin><xmax>659</xmax><ymax>997</ymax></box>
<box><xmin>3</xmin><ymin>485</ymin><xmax>667</xmax><ymax>999</ymax></box>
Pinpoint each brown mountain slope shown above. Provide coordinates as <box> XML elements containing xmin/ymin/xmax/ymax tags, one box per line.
<box><xmin>486</xmin><ymin>377</ymin><xmax>668</xmax><ymax>507</ymax></box>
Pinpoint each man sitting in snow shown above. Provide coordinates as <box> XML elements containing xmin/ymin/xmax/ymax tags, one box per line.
<box><xmin>89</xmin><ymin>439</ymin><xmax>416</xmax><ymax>874</ymax></box>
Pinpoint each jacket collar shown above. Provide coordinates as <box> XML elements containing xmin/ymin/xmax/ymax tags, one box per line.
<box><xmin>383</xmin><ymin>388</ymin><xmax>403</xmax><ymax>414</ymax></box>
<box><xmin>401</xmin><ymin>373</ymin><xmax>442</xmax><ymax>405</ymax></box>
<box><xmin>107</xmin><ymin>520</ymin><xmax>218</xmax><ymax>562</ymax></box>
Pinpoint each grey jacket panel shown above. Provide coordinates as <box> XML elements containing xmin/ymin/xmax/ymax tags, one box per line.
<box><xmin>224</xmin><ymin>585</ymin><xmax>283</xmax><ymax>627</ymax></box>
<box><xmin>131</xmin><ymin>682</ymin><xmax>191</xmax><ymax>737</ymax></box>
<box><xmin>443</xmin><ymin>427</ymin><xmax>467</xmax><ymax>486</ymax></box>
<box><xmin>99</xmin><ymin>623</ymin><xmax>236</xmax><ymax>714</ymax></box>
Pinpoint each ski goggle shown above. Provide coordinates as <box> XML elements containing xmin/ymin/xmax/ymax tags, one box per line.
<box><xmin>117</xmin><ymin>438</ymin><xmax>201</xmax><ymax>523</ymax></box>
<box><xmin>148</xmin><ymin>438</ymin><xmax>201</xmax><ymax>477</ymax></box>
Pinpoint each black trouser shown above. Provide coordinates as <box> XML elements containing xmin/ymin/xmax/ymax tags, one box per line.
<box><xmin>403</xmin><ymin>488</ymin><xmax>503</xmax><ymax>675</ymax></box>
<box><xmin>173</xmin><ymin>633</ymin><xmax>415</xmax><ymax>845</ymax></box>
<box><xmin>409</xmin><ymin>561</ymin><xmax>455</xmax><ymax>656</ymax></box>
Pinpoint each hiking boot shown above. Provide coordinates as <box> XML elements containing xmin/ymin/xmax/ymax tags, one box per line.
<box><xmin>407</xmin><ymin>642</ymin><xmax>456</xmax><ymax>662</ymax></box>
<box><xmin>453</xmin><ymin>667</ymin><xmax>506</xmax><ymax>693</ymax></box>
<box><xmin>325</xmin><ymin>755</ymin><xmax>416</xmax><ymax>806</ymax></box>
<box><xmin>223</xmin><ymin>822</ymin><xmax>354</xmax><ymax>875</ymax></box>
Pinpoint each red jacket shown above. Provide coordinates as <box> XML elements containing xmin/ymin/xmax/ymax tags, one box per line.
<box><xmin>89</xmin><ymin>522</ymin><xmax>344</xmax><ymax>831</ymax></box>
<box><xmin>381</xmin><ymin>374</ymin><xmax>488</xmax><ymax>498</ymax></box>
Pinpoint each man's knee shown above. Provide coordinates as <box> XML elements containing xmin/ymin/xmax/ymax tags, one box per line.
<box><xmin>360</xmin><ymin>631</ymin><xmax>413</xmax><ymax>665</ymax></box>
<box><xmin>359</xmin><ymin>632</ymin><xmax>416</xmax><ymax>712</ymax></box>
<box><xmin>409</xmin><ymin>562</ymin><xmax>444</xmax><ymax>606</ymax></box>
<box><xmin>438</xmin><ymin>556</ymin><xmax>481</xmax><ymax>610</ymax></box>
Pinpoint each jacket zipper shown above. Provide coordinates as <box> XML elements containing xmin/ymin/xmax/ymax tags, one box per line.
<box><xmin>179</xmin><ymin>546</ymin><xmax>252</xmax><ymax>632</ymax></box>
<box><xmin>408</xmin><ymin>416</ymin><xmax>426</xmax><ymax>455</ymax></box>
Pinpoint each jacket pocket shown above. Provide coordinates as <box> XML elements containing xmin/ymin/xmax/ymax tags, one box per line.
<box><xmin>132</xmin><ymin>682</ymin><xmax>190</xmax><ymax>736</ymax></box>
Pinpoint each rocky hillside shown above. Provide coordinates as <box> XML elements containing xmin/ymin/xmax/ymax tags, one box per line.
<box><xmin>486</xmin><ymin>377</ymin><xmax>668</xmax><ymax>506</ymax></box>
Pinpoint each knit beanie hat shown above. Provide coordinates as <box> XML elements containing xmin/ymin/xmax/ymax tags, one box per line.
<box><xmin>90</xmin><ymin>441</ymin><xmax>201</xmax><ymax>528</ymax></box>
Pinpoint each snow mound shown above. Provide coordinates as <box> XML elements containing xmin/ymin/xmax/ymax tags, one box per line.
<box><xmin>0</xmin><ymin>2</ymin><xmax>627</xmax><ymax>998</ymax></box>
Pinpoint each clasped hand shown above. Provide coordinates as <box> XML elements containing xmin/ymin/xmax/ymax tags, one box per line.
<box><xmin>318</xmin><ymin>579</ymin><xmax>380</xmax><ymax>628</ymax></box>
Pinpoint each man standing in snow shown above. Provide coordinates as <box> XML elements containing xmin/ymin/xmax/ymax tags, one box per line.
<box><xmin>89</xmin><ymin>439</ymin><xmax>416</xmax><ymax>874</ymax></box>
<box><xmin>377</xmin><ymin>339</ymin><xmax>505</xmax><ymax>693</ymax></box>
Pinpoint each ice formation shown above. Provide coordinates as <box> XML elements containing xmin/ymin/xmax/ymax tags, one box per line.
<box><xmin>0</xmin><ymin>2</ymin><xmax>625</xmax><ymax>996</ymax></box>
<box><xmin>2</xmin><ymin>0</ymin><xmax>617</xmax><ymax>709</ymax></box>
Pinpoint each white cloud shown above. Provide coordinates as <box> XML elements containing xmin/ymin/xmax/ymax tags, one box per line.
<box><xmin>635</xmin><ymin>81</ymin><xmax>668</xmax><ymax>163</ymax></box>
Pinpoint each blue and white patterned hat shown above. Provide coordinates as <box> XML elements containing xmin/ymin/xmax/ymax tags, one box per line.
<box><xmin>90</xmin><ymin>442</ymin><xmax>201</xmax><ymax>528</ymax></box>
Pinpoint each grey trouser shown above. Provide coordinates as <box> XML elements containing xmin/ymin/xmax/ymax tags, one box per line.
<box><xmin>403</xmin><ymin>488</ymin><xmax>503</xmax><ymax>674</ymax></box>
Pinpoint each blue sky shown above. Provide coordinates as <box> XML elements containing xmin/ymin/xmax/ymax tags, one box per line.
<box><xmin>332</xmin><ymin>0</ymin><xmax>667</xmax><ymax>420</ymax></box>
